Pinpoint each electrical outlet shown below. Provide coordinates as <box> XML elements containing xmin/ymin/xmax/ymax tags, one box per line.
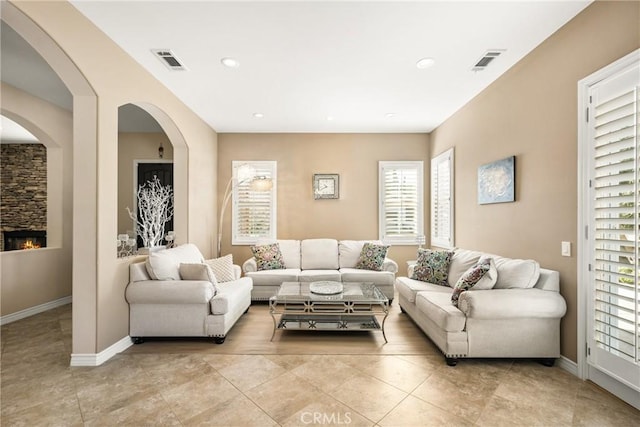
<box><xmin>561</xmin><ymin>241</ymin><xmax>571</xmax><ymax>257</ymax></box>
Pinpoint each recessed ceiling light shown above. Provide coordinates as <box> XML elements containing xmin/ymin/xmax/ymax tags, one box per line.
<box><xmin>253</xmin><ymin>113</ymin><xmax>264</xmax><ymax>119</ymax></box>
<box><xmin>221</xmin><ymin>57</ymin><xmax>239</xmax><ymax>68</ymax></box>
<box><xmin>416</xmin><ymin>57</ymin><xmax>435</xmax><ymax>69</ymax></box>
<box><xmin>385</xmin><ymin>113</ymin><xmax>396</xmax><ymax>118</ymax></box>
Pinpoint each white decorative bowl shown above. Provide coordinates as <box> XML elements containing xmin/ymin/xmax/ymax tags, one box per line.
<box><xmin>309</xmin><ymin>281</ymin><xmax>344</xmax><ymax>295</ymax></box>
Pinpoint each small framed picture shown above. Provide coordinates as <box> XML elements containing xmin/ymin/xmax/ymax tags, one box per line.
<box><xmin>313</xmin><ymin>174</ymin><xmax>339</xmax><ymax>199</ymax></box>
<box><xmin>478</xmin><ymin>156</ymin><xmax>515</xmax><ymax>204</ymax></box>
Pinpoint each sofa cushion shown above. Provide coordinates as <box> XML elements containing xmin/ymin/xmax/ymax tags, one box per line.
<box><xmin>339</xmin><ymin>240</ymin><xmax>382</xmax><ymax>268</ymax></box>
<box><xmin>396</xmin><ymin>276</ymin><xmax>451</xmax><ymax>303</ymax></box>
<box><xmin>204</xmin><ymin>254</ymin><xmax>236</xmax><ymax>283</ymax></box>
<box><xmin>493</xmin><ymin>257</ymin><xmax>540</xmax><ymax>289</ymax></box>
<box><xmin>355</xmin><ymin>242</ymin><xmax>390</xmax><ymax>271</ymax></box>
<box><xmin>179</xmin><ymin>263</ymin><xmax>218</xmax><ymax>295</ymax></box>
<box><xmin>145</xmin><ymin>243</ymin><xmax>204</xmax><ymax>280</ymax></box>
<box><xmin>301</xmin><ymin>239</ymin><xmax>339</xmax><ymax>270</ymax></box>
<box><xmin>245</xmin><ymin>269</ymin><xmax>300</xmax><ymax>286</ymax></box>
<box><xmin>298</xmin><ymin>270</ymin><xmax>342</xmax><ymax>282</ymax></box>
<box><xmin>416</xmin><ymin>291</ymin><xmax>466</xmax><ymax>332</ymax></box>
<box><xmin>340</xmin><ymin>268</ymin><xmax>395</xmax><ymax>286</ymax></box>
<box><xmin>256</xmin><ymin>239</ymin><xmax>301</xmax><ymax>269</ymax></box>
<box><xmin>451</xmin><ymin>257</ymin><xmax>497</xmax><ymax>307</ymax></box>
<box><xmin>251</xmin><ymin>243</ymin><xmax>286</xmax><ymax>270</ymax></box>
<box><xmin>447</xmin><ymin>249</ymin><xmax>483</xmax><ymax>287</ymax></box>
<box><xmin>411</xmin><ymin>249</ymin><xmax>454</xmax><ymax>286</ymax></box>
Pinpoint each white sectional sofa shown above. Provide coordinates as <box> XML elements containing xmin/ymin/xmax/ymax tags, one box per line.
<box><xmin>125</xmin><ymin>244</ymin><xmax>252</xmax><ymax>344</ymax></box>
<box><xmin>242</xmin><ymin>239</ymin><xmax>398</xmax><ymax>301</ymax></box>
<box><xmin>396</xmin><ymin>248</ymin><xmax>567</xmax><ymax>366</ymax></box>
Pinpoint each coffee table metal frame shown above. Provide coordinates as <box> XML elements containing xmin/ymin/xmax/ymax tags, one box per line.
<box><xmin>269</xmin><ymin>282</ymin><xmax>389</xmax><ymax>343</ymax></box>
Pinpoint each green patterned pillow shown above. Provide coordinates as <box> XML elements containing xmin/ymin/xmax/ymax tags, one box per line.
<box><xmin>251</xmin><ymin>243</ymin><xmax>286</xmax><ymax>271</ymax></box>
<box><xmin>451</xmin><ymin>257</ymin><xmax>496</xmax><ymax>307</ymax></box>
<box><xmin>355</xmin><ymin>242</ymin><xmax>390</xmax><ymax>271</ymax></box>
<box><xmin>411</xmin><ymin>248</ymin><xmax>454</xmax><ymax>286</ymax></box>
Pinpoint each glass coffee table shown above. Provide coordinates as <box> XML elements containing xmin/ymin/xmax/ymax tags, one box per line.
<box><xmin>269</xmin><ymin>282</ymin><xmax>389</xmax><ymax>342</ymax></box>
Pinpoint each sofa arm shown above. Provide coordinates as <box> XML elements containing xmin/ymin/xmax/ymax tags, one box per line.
<box><xmin>232</xmin><ymin>264</ymin><xmax>242</xmax><ymax>280</ymax></box>
<box><xmin>125</xmin><ymin>280</ymin><xmax>215</xmax><ymax>304</ymax></box>
<box><xmin>382</xmin><ymin>258</ymin><xmax>398</xmax><ymax>273</ymax></box>
<box><xmin>458</xmin><ymin>288</ymin><xmax>567</xmax><ymax>319</ymax></box>
<box><xmin>243</xmin><ymin>258</ymin><xmax>257</xmax><ymax>273</ymax></box>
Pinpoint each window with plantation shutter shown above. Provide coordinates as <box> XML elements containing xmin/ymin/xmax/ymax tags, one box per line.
<box><xmin>379</xmin><ymin>161</ymin><xmax>423</xmax><ymax>245</ymax></box>
<box><xmin>232</xmin><ymin>161</ymin><xmax>276</xmax><ymax>245</ymax></box>
<box><xmin>580</xmin><ymin>50</ymin><xmax>640</xmax><ymax>403</ymax></box>
<box><xmin>431</xmin><ymin>148</ymin><xmax>454</xmax><ymax>248</ymax></box>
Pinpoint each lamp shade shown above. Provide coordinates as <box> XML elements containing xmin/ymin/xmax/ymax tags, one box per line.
<box><xmin>250</xmin><ymin>176</ymin><xmax>273</xmax><ymax>191</ymax></box>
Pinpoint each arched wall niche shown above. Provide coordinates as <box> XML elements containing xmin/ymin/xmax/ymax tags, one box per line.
<box><xmin>1</xmin><ymin>2</ymin><xmax>101</xmax><ymax>355</ymax></box>
<box><xmin>118</xmin><ymin>102</ymin><xmax>188</xmax><ymax>244</ymax></box>
<box><xmin>117</xmin><ymin>102</ymin><xmax>188</xmax><ymax>247</ymax></box>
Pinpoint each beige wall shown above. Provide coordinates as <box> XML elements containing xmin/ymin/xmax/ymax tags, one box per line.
<box><xmin>117</xmin><ymin>132</ymin><xmax>173</xmax><ymax>236</ymax></box>
<box><xmin>0</xmin><ymin>83</ymin><xmax>73</xmax><ymax>316</ymax></box>
<box><xmin>430</xmin><ymin>0</ymin><xmax>640</xmax><ymax>362</ymax></box>
<box><xmin>218</xmin><ymin>133</ymin><xmax>430</xmax><ymax>270</ymax></box>
<box><xmin>7</xmin><ymin>1</ymin><xmax>218</xmax><ymax>354</ymax></box>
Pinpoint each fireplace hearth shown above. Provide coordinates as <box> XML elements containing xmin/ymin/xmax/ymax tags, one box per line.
<box><xmin>3</xmin><ymin>230</ymin><xmax>47</xmax><ymax>251</ymax></box>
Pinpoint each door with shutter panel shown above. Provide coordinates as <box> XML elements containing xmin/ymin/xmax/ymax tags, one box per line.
<box><xmin>585</xmin><ymin>55</ymin><xmax>639</xmax><ymax>398</ymax></box>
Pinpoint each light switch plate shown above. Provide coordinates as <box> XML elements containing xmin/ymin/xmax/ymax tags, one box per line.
<box><xmin>561</xmin><ymin>241</ymin><xmax>571</xmax><ymax>257</ymax></box>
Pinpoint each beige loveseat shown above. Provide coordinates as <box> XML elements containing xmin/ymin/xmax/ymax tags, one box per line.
<box><xmin>396</xmin><ymin>248</ymin><xmax>567</xmax><ymax>366</ymax></box>
<box><xmin>242</xmin><ymin>239</ymin><xmax>398</xmax><ymax>301</ymax></box>
<box><xmin>126</xmin><ymin>244</ymin><xmax>252</xmax><ymax>344</ymax></box>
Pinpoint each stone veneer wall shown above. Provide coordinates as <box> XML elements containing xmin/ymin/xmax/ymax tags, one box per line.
<box><xmin>0</xmin><ymin>144</ymin><xmax>47</xmax><ymax>250</ymax></box>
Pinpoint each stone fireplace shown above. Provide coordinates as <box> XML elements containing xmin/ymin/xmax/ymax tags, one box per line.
<box><xmin>0</xmin><ymin>143</ymin><xmax>47</xmax><ymax>251</ymax></box>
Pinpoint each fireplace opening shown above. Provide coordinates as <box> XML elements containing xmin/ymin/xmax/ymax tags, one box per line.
<box><xmin>3</xmin><ymin>230</ymin><xmax>47</xmax><ymax>251</ymax></box>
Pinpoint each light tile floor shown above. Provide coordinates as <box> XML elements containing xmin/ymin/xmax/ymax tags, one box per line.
<box><xmin>1</xmin><ymin>304</ymin><xmax>639</xmax><ymax>426</ymax></box>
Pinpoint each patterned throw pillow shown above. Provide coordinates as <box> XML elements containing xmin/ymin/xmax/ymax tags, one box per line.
<box><xmin>355</xmin><ymin>242</ymin><xmax>390</xmax><ymax>271</ymax></box>
<box><xmin>204</xmin><ymin>254</ymin><xmax>235</xmax><ymax>283</ymax></box>
<box><xmin>251</xmin><ymin>243</ymin><xmax>286</xmax><ymax>271</ymax></box>
<box><xmin>411</xmin><ymin>248</ymin><xmax>454</xmax><ymax>286</ymax></box>
<box><xmin>451</xmin><ymin>257</ymin><xmax>497</xmax><ymax>307</ymax></box>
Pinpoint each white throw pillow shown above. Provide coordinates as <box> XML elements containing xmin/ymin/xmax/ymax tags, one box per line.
<box><xmin>492</xmin><ymin>257</ymin><xmax>540</xmax><ymax>289</ymax></box>
<box><xmin>145</xmin><ymin>243</ymin><xmax>204</xmax><ymax>280</ymax></box>
<box><xmin>205</xmin><ymin>254</ymin><xmax>235</xmax><ymax>283</ymax></box>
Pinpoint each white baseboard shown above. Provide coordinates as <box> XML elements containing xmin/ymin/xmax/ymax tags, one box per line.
<box><xmin>70</xmin><ymin>335</ymin><xmax>133</xmax><ymax>367</ymax></box>
<box><xmin>0</xmin><ymin>296</ymin><xmax>72</xmax><ymax>326</ymax></box>
<box><xmin>557</xmin><ymin>355</ymin><xmax>579</xmax><ymax>377</ymax></box>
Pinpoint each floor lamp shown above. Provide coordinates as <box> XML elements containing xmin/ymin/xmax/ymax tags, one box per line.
<box><xmin>217</xmin><ymin>166</ymin><xmax>272</xmax><ymax>256</ymax></box>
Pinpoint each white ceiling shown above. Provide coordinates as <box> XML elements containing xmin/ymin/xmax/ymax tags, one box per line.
<box><xmin>3</xmin><ymin>1</ymin><xmax>592</xmax><ymax>134</ymax></box>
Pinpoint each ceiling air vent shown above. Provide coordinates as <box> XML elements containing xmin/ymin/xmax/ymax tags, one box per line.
<box><xmin>471</xmin><ymin>50</ymin><xmax>505</xmax><ymax>72</ymax></box>
<box><xmin>151</xmin><ymin>49</ymin><xmax>186</xmax><ymax>71</ymax></box>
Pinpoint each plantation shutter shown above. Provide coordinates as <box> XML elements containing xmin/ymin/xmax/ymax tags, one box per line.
<box><xmin>232</xmin><ymin>161</ymin><xmax>276</xmax><ymax>244</ymax></box>
<box><xmin>431</xmin><ymin>148</ymin><xmax>454</xmax><ymax>248</ymax></box>
<box><xmin>379</xmin><ymin>161</ymin><xmax>423</xmax><ymax>244</ymax></box>
<box><xmin>592</xmin><ymin>83</ymin><xmax>640</xmax><ymax>366</ymax></box>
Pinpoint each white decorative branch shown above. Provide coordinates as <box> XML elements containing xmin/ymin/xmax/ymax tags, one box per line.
<box><xmin>127</xmin><ymin>176</ymin><xmax>174</xmax><ymax>248</ymax></box>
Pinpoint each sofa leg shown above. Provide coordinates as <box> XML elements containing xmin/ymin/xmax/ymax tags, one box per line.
<box><xmin>400</xmin><ymin>305</ymin><xmax>406</xmax><ymax>313</ymax></box>
<box><xmin>244</xmin><ymin>306</ymin><xmax>250</xmax><ymax>314</ymax></box>
<box><xmin>213</xmin><ymin>336</ymin><xmax>226</xmax><ymax>344</ymax></box>
<box><xmin>445</xmin><ymin>357</ymin><xmax>458</xmax><ymax>367</ymax></box>
<box><xmin>131</xmin><ymin>337</ymin><xmax>144</xmax><ymax>345</ymax></box>
<box><xmin>539</xmin><ymin>358</ymin><xmax>555</xmax><ymax>367</ymax></box>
